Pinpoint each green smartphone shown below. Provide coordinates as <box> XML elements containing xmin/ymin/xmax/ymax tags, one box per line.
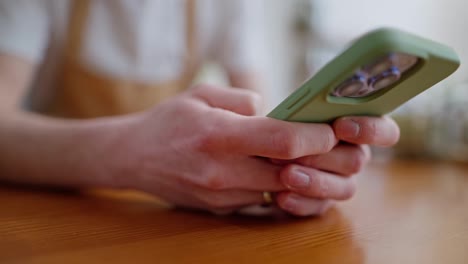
<box><xmin>267</xmin><ymin>28</ymin><xmax>460</xmax><ymax>122</ymax></box>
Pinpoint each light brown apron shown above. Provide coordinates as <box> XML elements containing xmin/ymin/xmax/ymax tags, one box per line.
<box><xmin>45</xmin><ymin>0</ymin><xmax>197</xmax><ymax>118</ymax></box>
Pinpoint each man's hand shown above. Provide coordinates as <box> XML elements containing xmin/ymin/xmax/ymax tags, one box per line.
<box><xmin>107</xmin><ymin>84</ymin><xmax>401</xmax><ymax>216</ymax></box>
<box><xmin>110</xmin><ymin>84</ymin><xmax>401</xmax><ymax>217</ymax></box>
<box><xmin>112</xmin><ymin>84</ymin><xmax>340</xmax><ymax>214</ymax></box>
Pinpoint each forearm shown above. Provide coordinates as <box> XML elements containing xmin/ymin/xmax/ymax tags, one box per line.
<box><xmin>0</xmin><ymin>110</ymin><xmax>128</xmax><ymax>189</ymax></box>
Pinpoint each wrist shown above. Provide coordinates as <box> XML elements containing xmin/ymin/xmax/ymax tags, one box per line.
<box><xmin>93</xmin><ymin>114</ymin><xmax>142</xmax><ymax>190</ymax></box>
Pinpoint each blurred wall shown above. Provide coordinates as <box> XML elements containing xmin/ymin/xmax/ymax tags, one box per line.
<box><xmin>196</xmin><ymin>0</ymin><xmax>298</xmax><ymax>111</ymax></box>
<box><xmin>308</xmin><ymin>0</ymin><xmax>468</xmax><ymax>84</ymax></box>
<box><xmin>262</xmin><ymin>0</ymin><xmax>299</xmax><ymax>109</ymax></box>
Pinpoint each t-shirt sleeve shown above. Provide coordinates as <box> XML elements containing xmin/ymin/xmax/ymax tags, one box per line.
<box><xmin>0</xmin><ymin>0</ymin><xmax>50</xmax><ymax>63</ymax></box>
<box><xmin>212</xmin><ymin>0</ymin><xmax>266</xmax><ymax>74</ymax></box>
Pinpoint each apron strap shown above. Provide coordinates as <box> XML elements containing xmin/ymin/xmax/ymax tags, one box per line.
<box><xmin>65</xmin><ymin>0</ymin><xmax>89</xmax><ymax>63</ymax></box>
<box><xmin>184</xmin><ymin>0</ymin><xmax>197</xmax><ymax>84</ymax></box>
<box><xmin>65</xmin><ymin>0</ymin><xmax>198</xmax><ymax>79</ymax></box>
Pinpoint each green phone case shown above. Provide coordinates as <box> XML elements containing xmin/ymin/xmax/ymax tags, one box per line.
<box><xmin>267</xmin><ymin>28</ymin><xmax>460</xmax><ymax>123</ymax></box>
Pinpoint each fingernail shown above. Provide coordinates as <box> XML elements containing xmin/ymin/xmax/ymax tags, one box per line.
<box><xmin>288</xmin><ymin>169</ymin><xmax>310</xmax><ymax>189</ymax></box>
<box><xmin>339</xmin><ymin>118</ymin><xmax>360</xmax><ymax>139</ymax></box>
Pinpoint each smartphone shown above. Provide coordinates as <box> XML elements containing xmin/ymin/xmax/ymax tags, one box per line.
<box><xmin>267</xmin><ymin>28</ymin><xmax>460</xmax><ymax>122</ymax></box>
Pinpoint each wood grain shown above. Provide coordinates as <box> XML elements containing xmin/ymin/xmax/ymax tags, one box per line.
<box><xmin>1</xmin><ymin>159</ymin><xmax>468</xmax><ymax>264</ymax></box>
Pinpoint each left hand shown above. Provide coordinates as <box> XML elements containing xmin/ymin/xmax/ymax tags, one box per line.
<box><xmin>272</xmin><ymin>116</ymin><xmax>400</xmax><ymax>216</ymax></box>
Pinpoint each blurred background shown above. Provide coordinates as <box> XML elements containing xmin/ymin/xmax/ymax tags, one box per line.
<box><xmin>201</xmin><ymin>0</ymin><xmax>468</xmax><ymax>162</ymax></box>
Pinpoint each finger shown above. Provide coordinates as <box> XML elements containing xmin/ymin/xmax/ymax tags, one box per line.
<box><xmin>193</xmin><ymin>189</ymin><xmax>268</xmax><ymax>211</ymax></box>
<box><xmin>214</xmin><ymin>116</ymin><xmax>338</xmax><ymax>159</ymax></box>
<box><xmin>276</xmin><ymin>192</ymin><xmax>333</xmax><ymax>217</ymax></box>
<box><xmin>279</xmin><ymin>164</ymin><xmax>356</xmax><ymax>200</ymax></box>
<box><xmin>293</xmin><ymin>144</ymin><xmax>371</xmax><ymax>176</ymax></box>
<box><xmin>190</xmin><ymin>83</ymin><xmax>262</xmax><ymax>116</ymax></box>
<box><xmin>152</xmin><ymin>183</ymin><xmax>267</xmax><ymax>213</ymax></box>
<box><xmin>191</xmin><ymin>157</ymin><xmax>285</xmax><ymax>192</ymax></box>
<box><xmin>236</xmin><ymin>204</ymin><xmax>283</xmax><ymax>216</ymax></box>
<box><xmin>224</xmin><ymin>157</ymin><xmax>286</xmax><ymax>191</ymax></box>
<box><xmin>333</xmin><ymin>116</ymin><xmax>400</xmax><ymax>147</ymax></box>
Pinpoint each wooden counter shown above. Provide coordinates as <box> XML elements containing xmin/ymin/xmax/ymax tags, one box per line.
<box><xmin>1</xmin><ymin>159</ymin><xmax>468</xmax><ymax>263</ymax></box>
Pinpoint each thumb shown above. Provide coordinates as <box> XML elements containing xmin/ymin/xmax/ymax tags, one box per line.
<box><xmin>189</xmin><ymin>83</ymin><xmax>263</xmax><ymax>116</ymax></box>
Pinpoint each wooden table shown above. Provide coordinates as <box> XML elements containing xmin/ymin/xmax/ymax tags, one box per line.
<box><xmin>1</xmin><ymin>159</ymin><xmax>468</xmax><ymax>264</ymax></box>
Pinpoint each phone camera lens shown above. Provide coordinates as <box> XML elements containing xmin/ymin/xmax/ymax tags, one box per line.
<box><xmin>393</xmin><ymin>53</ymin><xmax>419</xmax><ymax>73</ymax></box>
<box><xmin>332</xmin><ymin>53</ymin><xmax>417</xmax><ymax>99</ymax></box>
<box><xmin>364</xmin><ymin>56</ymin><xmax>394</xmax><ymax>76</ymax></box>
<box><xmin>364</xmin><ymin>53</ymin><xmax>419</xmax><ymax>77</ymax></box>
<box><xmin>332</xmin><ymin>74</ymin><xmax>368</xmax><ymax>97</ymax></box>
<box><xmin>369</xmin><ymin>66</ymin><xmax>401</xmax><ymax>91</ymax></box>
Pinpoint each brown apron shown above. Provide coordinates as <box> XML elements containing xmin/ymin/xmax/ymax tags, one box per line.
<box><xmin>45</xmin><ymin>0</ymin><xmax>197</xmax><ymax>118</ymax></box>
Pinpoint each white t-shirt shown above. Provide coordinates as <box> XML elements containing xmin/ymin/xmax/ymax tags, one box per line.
<box><xmin>0</xmin><ymin>0</ymin><xmax>266</xmax><ymax>109</ymax></box>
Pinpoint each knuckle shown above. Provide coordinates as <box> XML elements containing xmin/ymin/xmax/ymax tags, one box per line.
<box><xmin>316</xmin><ymin>176</ymin><xmax>330</xmax><ymax>198</ymax></box>
<box><xmin>361</xmin><ymin>120</ymin><xmax>379</xmax><ymax>142</ymax></box>
<box><xmin>192</xmin><ymin>122</ymin><xmax>222</xmax><ymax>151</ymax></box>
<box><xmin>193</xmin><ymin>135</ymin><xmax>211</xmax><ymax>152</ymax></box>
<box><xmin>347</xmin><ymin>148</ymin><xmax>368</xmax><ymax>175</ymax></box>
<box><xmin>271</xmin><ymin>126</ymin><xmax>301</xmax><ymax>159</ymax></box>
<box><xmin>242</xmin><ymin>92</ymin><xmax>262</xmax><ymax>116</ymax></box>
<box><xmin>320</xmin><ymin>125</ymin><xmax>337</xmax><ymax>153</ymax></box>
<box><xmin>202</xmin><ymin>171</ymin><xmax>226</xmax><ymax>191</ymax></box>
<box><xmin>191</xmin><ymin>83</ymin><xmax>213</xmax><ymax>94</ymax></box>
<box><xmin>341</xmin><ymin>180</ymin><xmax>357</xmax><ymax>200</ymax></box>
<box><xmin>156</xmin><ymin>97</ymin><xmax>194</xmax><ymax>118</ymax></box>
<box><xmin>359</xmin><ymin>117</ymin><xmax>401</xmax><ymax>146</ymax></box>
<box><xmin>308</xmin><ymin>173</ymin><xmax>329</xmax><ymax>199</ymax></box>
<box><xmin>190</xmin><ymin>164</ymin><xmax>226</xmax><ymax>191</ymax></box>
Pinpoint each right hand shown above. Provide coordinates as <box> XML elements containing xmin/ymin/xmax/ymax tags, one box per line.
<box><xmin>110</xmin><ymin>84</ymin><xmax>343</xmax><ymax>215</ymax></box>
